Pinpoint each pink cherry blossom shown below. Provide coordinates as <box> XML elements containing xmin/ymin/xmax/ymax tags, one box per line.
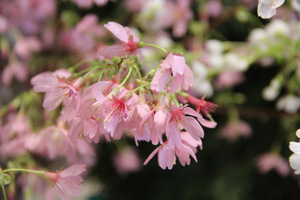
<box><xmin>68</xmin><ymin>81</ymin><xmax>116</xmax><ymax>142</ymax></box>
<box><xmin>44</xmin><ymin>164</ymin><xmax>86</xmax><ymax>200</ymax></box>
<box><xmin>127</xmin><ymin>102</ymin><xmax>163</xmax><ymax>145</ymax></box>
<box><xmin>144</xmin><ymin>132</ymin><xmax>202</xmax><ymax>169</ymax></box>
<box><xmin>151</xmin><ymin>53</ymin><xmax>194</xmax><ymax>92</ymax></box>
<box><xmin>90</xmin><ymin>83</ymin><xmax>138</xmax><ymax>139</ymax></box>
<box><xmin>166</xmin><ymin>105</ymin><xmax>207</xmax><ymax>149</ymax></box>
<box><xmin>31</xmin><ymin>69</ymin><xmax>71</xmax><ymax>93</ymax></box>
<box><xmin>98</xmin><ymin>22</ymin><xmax>142</xmax><ymax>60</ymax></box>
<box><xmin>185</xmin><ymin>94</ymin><xmax>217</xmax><ymax>119</ymax></box>
<box><xmin>68</xmin><ymin>94</ymin><xmax>110</xmax><ymax>143</ymax></box>
<box><xmin>31</xmin><ymin>70</ymin><xmax>83</xmax><ymax>121</ymax></box>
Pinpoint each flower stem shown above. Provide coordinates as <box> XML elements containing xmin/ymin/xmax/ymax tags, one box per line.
<box><xmin>132</xmin><ymin>64</ymin><xmax>142</xmax><ymax>81</ymax></box>
<box><xmin>2</xmin><ymin>168</ymin><xmax>44</xmax><ymax>176</ymax></box>
<box><xmin>1</xmin><ymin>183</ymin><xmax>7</xmax><ymax>200</ymax></box>
<box><xmin>119</xmin><ymin>67</ymin><xmax>133</xmax><ymax>88</ymax></box>
<box><xmin>139</xmin><ymin>42</ymin><xmax>167</xmax><ymax>54</ymax></box>
<box><xmin>68</xmin><ymin>59</ymin><xmax>95</xmax><ymax>71</ymax></box>
<box><xmin>130</xmin><ymin>82</ymin><xmax>150</xmax><ymax>94</ymax></box>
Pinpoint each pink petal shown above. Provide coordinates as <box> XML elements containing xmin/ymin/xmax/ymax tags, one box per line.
<box><xmin>176</xmin><ymin>144</ymin><xmax>197</xmax><ymax>166</ymax></box>
<box><xmin>57</xmin><ymin>176</ymin><xmax>82</xmax><ymax>196</ymax></box>
<box><xmin>60</xmin><ymin>164</ymin><xmax>86</xmax><ymax>177</ymax></box>
<box><xmin>154</xmin><ymin>109</ymin><xmax>171</xmax><ymax>133</ymax></box>
<box><xmin>160</xmin><ymin>53</ymin><xmax>173</xmax><ymax>69</ymax></box>
<box><xmin>143</xmin><ymin>145</ymin><xmax>162</xmax><ymax>165</ymax></box>
<box><xmin>98</xmin><ymin>44</ymin><xmax>127</xmax><ymax>60</ymax></box>
<box><xmin>31</xmin><ymin>72</ymin><xmax>57</xmax><ymax>92</ymax></box>
<box><xmin>57</xmin><ymin>187</ymin><xmax>71</xmax><ymax>200</ymax></box>
<box><xmin>158</xmin><ymin>144</ymin><xmax>176</xmax><ymax>170</ymax></box>
<box><xmin>83</xmin><ymin>119</ymin><xmax>98</xmax><ymax>139</ymax></box>
<box><xmin>183</xmin><ymin>116</ymin><xmax>204</xmax><ymax>138</ymax></box>
<box><xmin>151</xmin><ymin>68</ymin><xmax>171</xmax><ymax>92</ymax></box>
<box><xmin>171</xmin><ymin>55</ymin><xmax>185</xmax><ymax>76</ymax></box>
<box><xmin>170</xmin><ymin>73</ymin><xmax>182</xmax><ymax>92</ymax></box>
<box><xmin>181</xmin><ymin>132</ymin><xmax>202</xmax><ymax>148</ymax></box>
<box><xmin>182</xmin><ymin>64</ymin><xmax>194</xmax><ymax>90</ymax></box>
<box><xmin>104</xmin><ymin>22</ymin><xmax>130</xmax><ymax>43</ymax></box>
<box><xmin>166</xmin><ymin>120</ymin><xmax>181</xmax><ymax>149</ymax></box>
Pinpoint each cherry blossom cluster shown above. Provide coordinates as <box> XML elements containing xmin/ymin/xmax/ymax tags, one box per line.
<box><xmin>31</xmin><ymin>22</ymin><xmax>217</xmax><ymax>170</ymax></box>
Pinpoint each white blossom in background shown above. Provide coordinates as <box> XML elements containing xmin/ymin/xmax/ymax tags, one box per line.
<box><xmin>292</xmin><ymin>0</ymin><xmax>300</xmax><ymax>12</ymax></box>
<box><xmin>262</xmin><ymin>79</ymin><xmax>281</xmax><ymax>101</ymax></box>
<box><xmin>206</xmin><ymin>40</ymin><xmax>223</xmax><ymax>55</ymax></box>
<box><xmin>224</xmin><ymin>53</ymin><xmax>249</xmax><ymax>72</ymax></box>
<box><xmin>265</xmin><ymin>19</ymin><xmax>290</xmax><ymax>37</ymax></box>
<box><xmin>276</xmin><ymin>95</ymin><xmax>300</xmax><ymax>114</ymax></box>
<box><xmin>205</xmin><ymin>40</ymin><xmax>224</xmax><ymax>69</ymax></box>
<box><xmin>257</xmin><ymin>0</ymin><xmax>285</xmax><ymax>19</ymax></box>
<box><xmin>290</xmin><ymin>129</ymin><xmax>300</xmax><ymax>174</ymax></box>
<box><xmin>191</xmin><ymin>61</ymin><xmax>214</xmax><ymax>97</ymax></box>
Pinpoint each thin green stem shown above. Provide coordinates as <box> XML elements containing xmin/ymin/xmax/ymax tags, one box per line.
<box><xmin>119</xmin><ymin>67</ymin><xmax>133</xmax><ymax>88</ymax></box>
<box><xmin>68</xmin><ymin>59</ymin><xmax>95</xmax><ymax>71</ymax></box>
<box><xmin>1</xmin><ymin>183</ymin><xmax>7</xmax><ymax>200</ymax></box>
<box><xmin>82</xmin><ymin>66</ymin><xmax>102</xmax><ymax>78</ymax></box>
<box><xmin>139</xmin><ymin>42</ymin><xmax>167</xmax><ymax>54</ymax></box>
<box><xmin>132</xmin><ymin>65</ymin><xmax>142</xmax><ymax>80</ymax></box>
<box><xmin>2</xmin><ymin>168</ymin><xmax>44</xmax><ymax>176</ymax></box>
<box><xmin>130</xmin><ymin>82</ymin><xmax>151</xmax><ymax>94</ymax></box>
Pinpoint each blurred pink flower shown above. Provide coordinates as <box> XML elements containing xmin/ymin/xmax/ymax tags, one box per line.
<box><xmin>98</xmin><ymin>22</ymin><xmax>142</xmax><ymax>60</ymax></box>
<box><xmin>44</xmin><ymin>164</ymin><xmax>86</xmax><ymax>200</ymax></box>
<box><xmin>1</xmin><ymin>61</ymin><xmax>29</xmax><ymax>86</ymax></box>
<box><xmin>125</xmin><ymin>0</ymin><xmax>147</xmax><ymax>13</ymax></box>
<box><xmin>70</xmin><ymin>14</ymin><xmax>105</xmax><ymax>58</ymax></box>
<box><xmin>0</xmin><ymin>113</ymin><xmax>31</xmax><ymax>142</ymax></box>
<box><xmin>0</xmin><ymin>15</ymin><xmax>8</xmax><ymax>33</ymax></box>
<box><xmin>214</xmin><ymin>70</ymin><xmax>245</xmax><ymax>89</ymax></box>
<box><xmin>113</xmin><ymin>147</ymin><xmax>142</xmax><ymax>175</ymax></box>
<box><xmin>14</xmin><ymin>37</ymin><xmax>42</xmax><ymax>59</ymax></box>
<box><xmin>219</xmin><ymin>120</ymin><xmax>252</xmax><ymax>142</ymax></box>
<box><xmin>70</xmin><ymin>0</ymin><xmax>112</xmax><ymax>8</ymax></box>
<box><xmin>1</xmin><ymin>0</ymin><xmax>56</xmax><ymax>34</ymax></box>
<box><xmin>159</xmin><ymin>0</ymin><xmax>193</xmax><ymax>37</ymax></box>
<box><xmin>205</xmin><ymin>1</ymin><xmax>223</xmax><ymax>17</ymax></box>
<box><xmin>70</xmin><ymin>0</ymin><xmax>93</xmax><ymax>8</ymax></box>
<box><xmin>256</xmin><ymin>153</ymin><xmax>290</xmax><ymax>177</ymax></box>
